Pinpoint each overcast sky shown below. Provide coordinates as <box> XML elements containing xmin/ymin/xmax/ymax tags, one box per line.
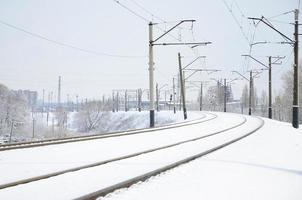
<box><xmin>0</xmin><ymin>0</ymin><xmax>299</xmax><ymax>102</ymax></box>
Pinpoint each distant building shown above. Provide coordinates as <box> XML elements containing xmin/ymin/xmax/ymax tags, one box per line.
<box><xmin>11</xmin><ymin>90</ymin><xmax>38</xmax><ymax>108</ymax></box>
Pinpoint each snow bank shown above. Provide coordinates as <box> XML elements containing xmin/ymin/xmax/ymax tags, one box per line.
<box><xmin>93</xmin><ymin>111</ymin><xmax>201</xmax><ymax>133</ymax></box>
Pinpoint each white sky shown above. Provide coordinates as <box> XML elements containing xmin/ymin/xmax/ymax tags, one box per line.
<box><xmin>0</xmin><ymin>0</ymin><xmax>299</xmax><ymax>102</ymax></box>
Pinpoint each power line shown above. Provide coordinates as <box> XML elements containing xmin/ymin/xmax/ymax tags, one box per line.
<box><xmin>267</xmin><ymin>10</ymin><xmax>295</xmax><ymax>19</ymax></box>
<box><xmin>127</xmin><ymin>0</ymin><xmax>166</xmax><ymax>23</ymax></box>
<box><xmin>0</xmin><ymin>20</ymin><xmax>146</xmax><ymax>58</ymax></box>
<box><xmin>221</xmin><ymin>0</ymin><xmax>251</xmax><ymax>45</ymax></box>
<box><xmin>112</xmin><ymin>0</ymin><xmax>149</xmax><ymax>22</ymax></box>
<box><xmin>113</xmin><ymin>0</ymin><xmax>184</xmax><ymax>42</ymax></box>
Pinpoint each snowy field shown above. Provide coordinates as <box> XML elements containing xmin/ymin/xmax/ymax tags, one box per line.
<box><xmin>0</xmin><ymin>112</ymin><xmax>301</xmax><ymax>200</ymax></box>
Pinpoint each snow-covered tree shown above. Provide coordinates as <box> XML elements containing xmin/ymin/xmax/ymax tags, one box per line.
<box><xmin>204</xmin><ymin>86</ymin><xmax>218</xmax><ymax>111</ymax></box>
<box><xmin>241</xmin><ymin>84</ymin><xmax>249</xmax><ymax>108</ymax></box>
<box><xmin>74</xmin><ymin>100</ymin><xmax>111</xmax><ymax>132</ymax></box>
<box><xmin>0</xmin><ymin>83</ymin><xmax>28</xmax><ymax>135</ymax></box>
<box><xmin>259</xmin><ymin>90</ymin><xmax>268</xmax><ymax>117</ymax></box>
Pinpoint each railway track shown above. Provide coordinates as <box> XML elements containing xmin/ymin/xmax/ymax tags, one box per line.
<box><xmin>0</xmin><ymin>112</ymin><xmax>215</xmax><ymax>151</ymax></box>
<box><xmin>0</xmin><ymin>112</ymin><xmax>221</xmax><ymax>189</ymax></box>
<box><xmin>0</xmin><ymin>113</ymin><xmax>261</xmax><ymax>199</ymax></box>
<box><xmin>77</xmin><ymin>116</ymin><xmax>264</xmax><ymax>200</ymax></box>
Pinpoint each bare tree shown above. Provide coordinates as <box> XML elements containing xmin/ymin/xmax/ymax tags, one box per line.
<box><xmin>74</xmin><ymin>100</ymin><xmax>111</xmax><ymax>132</ymax></box>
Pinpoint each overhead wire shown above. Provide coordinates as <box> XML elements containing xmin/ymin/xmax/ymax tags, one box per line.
<box><xmin>127</xmin><ymin>0</ymin><xmax>166</xmax><ymax>23</ymax></box>
<box><xmin>112</xmin><ymin>0</ymin><xmax>149</xmax><ymax>22</ymax></box>
<box><xmin>276</xmin><ymin>49</ymin><xmax>294</xmax><ymax>75</ymax></box>
<box><xmin>221</xmin><ymin>0</ymin><xmax>251</xmax><ymax>45</ymax></box>
<box><xmin>113</xmin><ymin>0</ymin><xmax>183</xmax><ymax>43</ymax></box>
<box><xmin>267</xmin><ymin>10</ymin><xmax>295</xmax><ymax>19</ymax></box>
<box><xmin>0</xmin><ymin>19</ymin><xmax>146</xmax><ymax>58</ymax></box>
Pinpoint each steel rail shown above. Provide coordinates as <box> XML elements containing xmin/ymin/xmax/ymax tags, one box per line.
<box><xmin>0</xmin><ymin>113</ymin><xmax>247</xmax><ymax>191</ymax></box>
<box><xmin>76</xmin><ymin>116</ymin><xmax>264</xmax><ymax>200</ymax></box>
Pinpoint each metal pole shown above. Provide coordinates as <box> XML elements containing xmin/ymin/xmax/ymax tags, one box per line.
<box><xmin>32</xmin><ymin>118</ymin><xmax>35</xmax><ymax>138</ymax></box>
<box><xmin>138</xmin><ymin>89</ymin><xmax>142</xmax><ymax>112</ymax></box>
<box><xmin>183</xmin><ymin>71</ymin><xmax>186</xmax><ymax>107</ymax></box>
<box><xmin>135</xmin><ymin>90</ymin><xmax>138</xmax><ymax>111</ymax></box>
<box><xmin>149</xmin><ymin>22</ymin><xmax>155</xmax><ymax>127</ymax></box>
<box><xmin>249</xmin><ymin>71</ymin><xmax>252</xmax><ymax>115</ymax></box>
<box><xmin>268</xmin><ymin>56</ymin><xmax>272</xmax><ymax>119</ymax></box>
<box><xmin>224</xmin><ymin>78</ymin><xmax>227</xmax><ymax>112</ymax></box>
<box><xmin>58</xmin><ymin>76</ymin><xmax>61</xmax><ymax>107</ymax></box>
<box><xmin>9</xmin><ymin>121</ymin><xmax>13</xmax><ymax>143</ymax></box>
<box><xmin>178</xmin><ymin>74</ymin><xmax>182</xmax><ymax>111</ymax></box>
<box><xmin>178</xmin><ymin>53</ymin><xmax>187</xmax><ymax>120</ymax></box>
<box><xmin>112</xmin><ymin>91</ymin><xmax>115</xmax><ymax>112</ymax></box>
<box><xmin>293</xmin><ymin>9</ymin><xmax>299</xmax><ymax>128</ymax></box>
<box><xmin>125</xmin><ymin>90</ymin><xmax>128</xmax><ymax>112</ymax></box>
<box><xmin>173</xmin><ymin>78</ymin><xmax>176</xmax><ymax>114</ymax></box>
<box><xmin>116</xmin><ymin>92</ymin><xmax>119</xmax><ymax>112</ymax></box>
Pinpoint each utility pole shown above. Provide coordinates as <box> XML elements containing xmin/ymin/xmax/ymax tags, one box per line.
<box><xmin>135</xmin><ymin>90</ymin><xmax>138</xmax><ymax>111</ymax></box>
<box><xmin>173</xmin><ymin>78</ymin><xmax>176</xmax><ymax>114</ymax></box>
<box><xmin>184</xmin><ymin>67</ymin><xmax>220</xmax><ymax>111</ymax></box>
<box><xmin>125</xmin><ymin>90</ymin><xmax>128</xmax><ymax>112</ymax></box>
<box><xmin>58</xmin><ymin>76</ymin><xmax>61</xmax><ymax>107</ymax></box>
<box><xmin>148</xmin><ymin>22</ymin><xmax>155</xmax><ymax>127</ymax></box>
<box><xmin>9</xmin><ymin>120</ymin><xmax>14</xmax><ymax>143</ymax></box>
<box><xmin>293</xmin><ymin>9</ymin><xmax>299</xmax><ymax>128</ymax></box>
<box><xmin>116</xmin><ymin>92</ymin><xmax>119</xmax><ymax>112</ymax></box>
<box><xmin>148</xmin><ymin>20</ymin><xmax>211</xmax><ymax>127</ymax></box>
<box><xmin>178</xmin><ymin>74</ymin><xmax>182</xmax><ymax>111</ymax></box>
<box><xmin>32</xmin><ymin>118</ymin><xmax>35</xmax><ymax>139</ymax></box>
<box><xmin>138</xmin><ymin>89</ymin><xmax>142</xmax><ymax>112</ymax></box>
<box><xmin>268</xmin><ymin>56</ymin><xmax>272</xmax><ymax>119</ymax></box>
<box><xmin>232</xmin><ymin>71</ymin><xmax>253</xmax><ymax>115</ymax></box>
<box><xmin>248</xmin><ymin>10</ymin><xmax>299</xmax><ymax>127</ymax></box>
<box><xmin>211</xmin><ymin>78</ymin><xmax>228</xmax><ymax>112</ymax></box>
<box><xmin>178</xmin><ymin>53</ymin><xmax>187</xmax><ymax>120</ymax></box>
<box><xmin>242</xmin><ymin>54</ymin><xmax>284</xmax><ymax>119</ymax></box>
<box><xmin>183</xmin><ymin>71</ymin><xmax>186</xmax><ymax>108</ymax></box>
<box><xmin>112</xmin><ymin>91</ymin><xmax>115</xmax><ymax>112</ymax></box>
<box><xmin>249</xmin><ymin>71</ymin><xmax>253</xmax><ymax>115</ymax></box>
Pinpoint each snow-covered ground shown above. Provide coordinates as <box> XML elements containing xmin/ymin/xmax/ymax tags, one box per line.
<box><xmin>0</xmin><ymin>112</ymin><xmax>260</xmax><ymax>199</ymax></box>
<box><xmin>0</xmin><ymin>112</ymin><xmax>213</xmax><ymax>186</ymax></box>
<box><xmin>0</xmin><ymin>112</ymin><xmax>301</xmax><ymax>200</ymax></box>
<box><xmin>99</xmin><ymin>117</ymin><xmax>302</xmax><ymax>200</ymax></box>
